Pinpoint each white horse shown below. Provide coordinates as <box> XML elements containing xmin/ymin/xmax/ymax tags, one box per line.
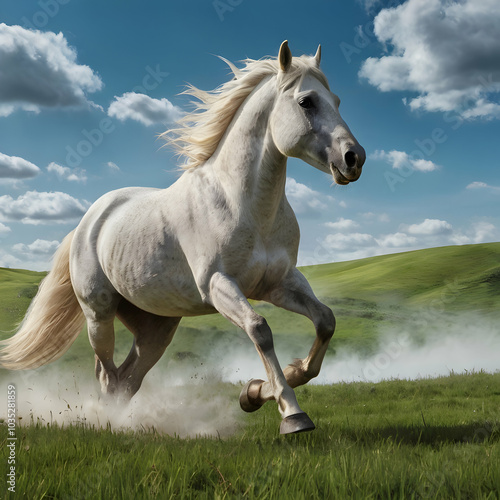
<box><xmin>1</xmin><ymin>41</ymin><xmax>365</xmax><ymax>434</ymax></box>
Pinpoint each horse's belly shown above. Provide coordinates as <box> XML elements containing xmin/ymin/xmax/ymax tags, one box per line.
<box><xmin>112</xmin><ymin>267</ymin><xmax>216</xmax><ymax>317</ymax></box>
<box><xmin>101</xmin><ymin>236</ymin><xmax>215</xmax><ymax>317</ymax></box>
<box><xmin>126</xmin><ymin>287</ymin><xmax>216</xmax><ymax>317</ymax></box>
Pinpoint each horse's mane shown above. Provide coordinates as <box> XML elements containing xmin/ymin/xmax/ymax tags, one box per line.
<box><xmin>163</xmin><ymin>54</ymin><xmax>330</xmax><ymax>170</ymax></box>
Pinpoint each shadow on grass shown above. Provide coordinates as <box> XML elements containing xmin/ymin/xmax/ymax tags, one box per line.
<box><xmin>339</xmin><ymin>420</ymin><xmax>500</xmax><ymax>447</ymax></box>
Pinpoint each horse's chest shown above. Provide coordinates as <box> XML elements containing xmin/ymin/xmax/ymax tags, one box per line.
<box><xmin>235</xmin><ymin>239</ymin><xmax>292</xmax><ymax>298</ymax></box>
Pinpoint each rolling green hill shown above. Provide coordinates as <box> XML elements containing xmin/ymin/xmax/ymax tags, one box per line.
<box><xmin>0</xmin><ymin>267</ymin><xmax>46</xmax><ymax>333</ymax></box>
<box><xmin>1</xmin><ymin>243</ymin><xmax>499</xmax><ymax>369</ymax></box>
<box><xmin>302</xmin><ymin>242</ymin><xmax>500</xmax><ymax>311</ymax></box>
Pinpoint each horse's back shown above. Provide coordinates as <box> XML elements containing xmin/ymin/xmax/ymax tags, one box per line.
<box><xmin>70</xmin><ymin>186</ymin><xmax>213</xmax><ymax>317</ymax></box>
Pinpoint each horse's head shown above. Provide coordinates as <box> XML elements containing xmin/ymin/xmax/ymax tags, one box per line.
<box><xmin>271</xmin><ymin>41</ymin><xmax>365</xmax><ymax>185</ymax></box>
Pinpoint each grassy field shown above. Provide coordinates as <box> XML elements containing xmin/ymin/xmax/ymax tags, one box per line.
<box><xmin>3</xmin><ymin>373</ymin><xmax>500</xmax><ymax>499</ymax></box>
<box><xmin>1</xmin><ymin>243</ymin><xmax>499</xmax><ymax>498</ymax></box>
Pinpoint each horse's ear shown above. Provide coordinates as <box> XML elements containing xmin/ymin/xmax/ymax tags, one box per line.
<box><xmin>314</xmin><ymin>44</ymin><xmax>321</xmax><ymax>67</ymax></box>
<box><xmin>279</xmin><ymin>40</ymin><xmax>292</xmax><ymax>72</ymax></box>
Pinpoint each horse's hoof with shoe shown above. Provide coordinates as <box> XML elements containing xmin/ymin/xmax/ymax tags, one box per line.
<box><xmin>280</xmin><ymin>412</ymin><xmax>316</xmax><ymax>435</ymax></box>
<box><xmin>239</xmin><ymin>379</ymin><xmax>265</xmax><ymax>412</ymax></box>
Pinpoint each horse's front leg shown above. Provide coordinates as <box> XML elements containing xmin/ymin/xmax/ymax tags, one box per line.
<box><xmin>264</xmin><ymin>268</ymin><xmax>336</xmax><ymax>388</ymax></box>
<box><xmin>208</xmin><ymin>272</ymin><xmax>315</xmax><ymax>434</ymax></box>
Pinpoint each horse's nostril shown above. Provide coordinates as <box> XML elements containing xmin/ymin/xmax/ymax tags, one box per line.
<box><xmin>344</xmin><ymin>150</ymin><xmax>357</xmax><ymax>169</ymax></box>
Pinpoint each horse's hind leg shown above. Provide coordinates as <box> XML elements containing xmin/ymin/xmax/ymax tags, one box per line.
<box><xmin>71</xmin><ymin>267</ymin><xmax>122</xmax><ymax>396</ymax></box>
<box><xmin>115</xmin><ymin>300</ymin><xmax>181</xmax><ymax>400</ymax></box>
<box><xmin>88</xmin><ymin>318</ymin><xmax>120</xmax><ymax>395</ymax></box>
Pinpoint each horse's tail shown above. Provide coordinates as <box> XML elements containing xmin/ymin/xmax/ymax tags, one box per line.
<box><xmin>0</xmin><ymin>230</ymin><xmax>85</xmax><ymax>370</ymax></box>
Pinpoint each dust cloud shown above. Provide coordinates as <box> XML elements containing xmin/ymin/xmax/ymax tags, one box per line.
<box><xmin>0</xmin><ymin>367</ymin><xmax>244</xmax><ymax>438</ymax></box>
<box><xmin>315</xmin><ymin>314</ymin><xmax>500</xmax><ymax>384</ymax></box>
<box><xmin>1</xmin><ymin>313</ymin><xmax>498</xmax><ymax>437</ymax></box>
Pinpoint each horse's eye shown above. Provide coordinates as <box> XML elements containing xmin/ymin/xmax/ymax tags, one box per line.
<box><xmin>298</xmin><ymin>96</ymin><xmax>314</xmax><ymax>109</ymax></box>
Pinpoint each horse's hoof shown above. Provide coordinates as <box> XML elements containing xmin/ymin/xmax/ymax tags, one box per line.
<box><xmin>239</xmin><ymin>379</ymin><xmax>265</xmax><ymax>413</ymax></box>
<box><xmin>280</xmin><ymin>412</ymin><xmax>315</xmax><ymax>435</ymax></box>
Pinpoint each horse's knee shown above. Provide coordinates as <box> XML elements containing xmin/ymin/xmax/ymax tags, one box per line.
<box><xmin>248</xmin><ymin>315</ymin><xmax>274</xmax><ymax>352</ymax></box>
<box><xmin>316</xmin><ymin>306</ymin><xmax>336</xmax><ymax>341</ymax></box>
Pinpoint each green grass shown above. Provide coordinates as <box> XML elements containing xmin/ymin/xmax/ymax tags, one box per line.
<box><xmin>1</xmin><ymin>244</ymin><xmax>500</xmax><ymax>498</ymax></box>
<box><xmin>0</xmin><ymin>267</ymin><xmax>45</xmax><ymax>333</ymax></box>
<box><xmin>2</xmin><ymin>372</ymin><xmax>499</xmax><ymax>499</ymax></box>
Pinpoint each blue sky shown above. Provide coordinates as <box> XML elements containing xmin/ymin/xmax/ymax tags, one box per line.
<box><xmin>0</xmin><ymin>0</ymin><xmax>499</xmax><ymax>270</ymax></box>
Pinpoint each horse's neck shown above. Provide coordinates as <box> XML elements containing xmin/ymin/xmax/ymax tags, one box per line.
<box><xmin>211</xmin><ymin>78</ymin><xmax>287</xmax><ymax>226</ymax></box>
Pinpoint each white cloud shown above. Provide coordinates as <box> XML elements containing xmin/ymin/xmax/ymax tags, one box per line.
<box><xmin>324</xmin><ymin>218</ymin><xmax>359</xmax><ymax>232</ymax></box>
<box><xmin>0</xmin><ymin>242</ymin><xmax>58</xmax><ymax>270</ymax></box>
<box><xmin>47</xmin><ymin>162</ymin><xmax>87</xmax><ymax>183</ymax></box>
<box><xmin>285</xmin><ymin>177</ymin><xmax>332</xmax><ymax>215</ymax></box>
<box><xmin>0</xmin><ymin>222</ymin><xmax>11</xmax><ymax>236</ymax></box>
<box><xmin>466</xmin><ymin>181</ymin><xmax>500</xmax><ymax>193</ymax></box>
<box><xmin>405</xmin><ymin>219</ymin><xmax>453</xmax><ymax>236</ymax></box>
<box><xmin>323</xmin><ymin>230</ymin><xmax>418</xmax><ymax>260</ymax></box>
<box><xmin>323</xmin><ymin>232</ymin><xmax>377</xmax><ymax>252</ymax></box>
<box><xmin>362</xmin><ymin>212</ymin><xmax>390</xmax><ymax>223</ymax></box>
<box><xmin>307</xmin><ymin>216</ymin><xmax>498</xmax><ymax>264</ymax></box>
<box><xmin>0</xmin><ymin>190</ymin><xmax>90</xmax><ymax>225</ymax></box>
<box><xmin>106</xmin><ymin>161</ymin><xmax>120</xmax><ymax>171</ymax></box>
<box><xmin>13</xmin><ymin>239</ymin><xmax>60</xmax><ymax>255</ymax></box>
<box><xmin>359</xmin><ymin>0</ymin><xmax>384</xmax><ymax>14</ymax></box>
<box><xmin>0</xmin><ymin>24</ymin><xmax>102</xmax><ymax>116</ymax></box>
<box><xmin>2</xmin><ymin>239</ymin><xmax>61</xmax><ymax>270</ymax></box>
<box><xmin>370</xmin><ymin>149</ymin><xmax>439</xmax><ymax>172</ymax></box>
<box><xmin>108</xmin><ymin>92</ymin><xmax>183</xmax><ymax>126</ymax></box>
<box><xmin>0</xmin><ymin>251</ymin><xmax>22</xmax><ymax>269</ymax></box>
<box><xmin>377</xmin><ymin>232</ymin><xmax>417</xmax><ymax>248</ymax></box>
<box><xmin>471</xmin><ymin>221</ymin><xmax>496</xmax><ymax>244</ymax></box>
<box><xmin>448</xmin><ymin>232</ymin><xmax>471</xmax><ymax>246</ymax></box>
<box><xmin>467</xmin><ymin>181</ymin><xmax>489</xmax><ymax>190</ymax></box>
<box><xmin>359</xmin><ymin>0</ymin><xmax>500</xmax><ymax>119</ymax></box>
<box><xmin>411</xmin><ymin>159</ymin><xmax>438</xmax><ymax>173</ymax></box>
<box><xmin>0</xmin><ymin>152</ymin><xmax>40</xmax><ymax>179</ymax></box>
<box><xmin>448</xmin><ymin>221</ymin><xmax>497</xmax><ymax>245</ymax></box>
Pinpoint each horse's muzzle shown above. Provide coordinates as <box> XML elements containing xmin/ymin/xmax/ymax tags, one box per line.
<box><xmin>330</xmin><ymin>144</ymin><xmax>366</xmax><ymax>185</ymax></box>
